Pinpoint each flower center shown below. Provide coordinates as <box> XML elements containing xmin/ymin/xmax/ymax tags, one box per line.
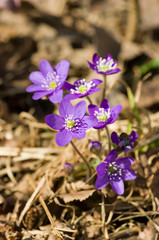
<box><xmin>49</xmin><ymin>81</ymin><xmax>57</xmax><ymax>90</ymax></box>
<box><xmin>78</xmin><ymin>85</ymin><xmax>87</xmax><ymax>93</ymax></box>
<box><xmin>106</xmin><ymin>161</ymin><xmax>122</xmax><ymax>181</ymax></box>
<box><xmin>41</xmin><ymin>71</ymin><xmax>60</xmax><ymax>90</ymax></box>
<box><xmin>108</xmin><ymin>166</ymin><xmax>115</xmax><ymax>173</ymax></box>
<box><xmin>66</xmin><ymin>120</ymin><xmax>75</xmax><ymax>128</ymax></box>
<box><xmin>119</xmin><ymin>139</ymin><xmax>129</xmax><ymax>147</ymax></box>
<box><xmin>70</xmin><ymin>79</ymin><xmax>95</xmax><ymax>95</ymax></box>
<box><xmin>96</xmin><ymin>57</ymin><xmax>117</xmax><ymax>73</ymax></box>
<box><xmin>94</xmin><ymin>108</ymin><xmax>110</xmax><ymax>122</ymax></box>
<box><xmin>64</xmin><ymin>114</ymin><xmax>80</xmax><ymax>131</ymax></box>
<box><xmin>64</xmin><ymin>114</ymin><xmax>87</xmax><ymax>133</ymax></box>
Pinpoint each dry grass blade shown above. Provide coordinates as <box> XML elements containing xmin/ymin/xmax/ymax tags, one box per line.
<box><xmin>18</xmin><ymin>175</ymin><xmax>46</xmax><ymax>225</ymax></box>
<box><xmin>109</xmin><ymin>226</ymin><xmax>140</xmax><ymax>239</ymax></box>
<box><xmin>27</xmin><ymin>176</ymin><xmax>64</xmax><ymax>239</ymax></box>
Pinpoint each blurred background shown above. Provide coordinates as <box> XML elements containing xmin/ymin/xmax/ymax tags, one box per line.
<box><xmin>0</xmin><ymin>0</ymin><xmax>159</xmax><ymax>119</ymax></box>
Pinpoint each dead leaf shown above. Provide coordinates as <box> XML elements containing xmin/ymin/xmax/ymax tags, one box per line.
<box><xmin>59</xmin><ymin>189</ymin><xmax>96</xmax><ymax>203</ymax></box>
<box><xmin>58</xmin><ymin>180</ymin><xmax>95</xmax><ymax>203</ymax></box>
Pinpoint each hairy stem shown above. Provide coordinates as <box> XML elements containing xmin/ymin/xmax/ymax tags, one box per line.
<box><xmin>70</xmin><ymin>140</ymin><xmax>91</xmax><ymax>178</ymax></box>
<box><xmin>102</xmin><ymin>75</ymin><xmax>107</xmax><ymax>100</ymax></box>
<box><xmin>105</xmin><ymin>125</ymin><xmax>111</xmax><ymax>152</ymax></box>
<box><xmin>98</xmin><ymin>129</ymin><xmax>101</xmax><ymax>142</ymax></box>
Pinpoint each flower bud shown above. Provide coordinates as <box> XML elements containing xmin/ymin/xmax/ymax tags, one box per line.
<box><xmin>63</xmin><ymin>163</ymin><xmax>73</xmax><ymax>176</ymax></box>
<box><xmin>88</xmin><ymin>140</ymin><xmax>101</xmax><ymax>155</ymax></box>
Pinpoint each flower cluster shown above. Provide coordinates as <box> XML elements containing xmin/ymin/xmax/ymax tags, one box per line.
<box><xmin>26</xmin><ymin>53</ymin><xmax>137</xmax><ymax>196</ymax></box>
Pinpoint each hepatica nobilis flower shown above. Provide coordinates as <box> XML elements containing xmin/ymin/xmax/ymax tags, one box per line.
<box><xmin>64</xmin><ymin>78</ymin><xmax>102</xmax><ymax>100</ymax></box>
<box><xmin>111</xmin><ymin>131</ymin><xmax>138</xmax><ymax>153</ymax></box>
<box><xmin>88</xmin><ymin>53</ymin><xmax>120</xmax><ymax>75</ymax></box>
<box><xmin>95</xmin><ymin>150</ymin><xmax>137</xmax><ymax>195</ymax></box>
<box><xmin>26</xmin><ymin>59</ymin><xmax>70</xmax><ymax>103</ymax></box>
<box><xmin>89</xmin><ymin>140</ymin><xmax>101</xmax><ymax>151</ymax></box>
<box><xmin>45</xmin><ymin>99</ymin><xmax>98</xmax><ymax>146</ymax></box>
<box><xmin>88</xmin><ymin>99</ymin><xmax>122</xmax><ymax>129</ymax></box>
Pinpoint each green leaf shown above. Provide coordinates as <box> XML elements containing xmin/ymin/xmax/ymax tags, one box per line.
<box><xmin>140</xmin><ymin>59</ymin><xmax>159</xmax><ymax>76</ymax></box>
<box><xmin>90</xmin><ymin>158</ymin><xmax>101</xmax><ymax>167</ymax></box>
<box><xmin>127</xmin><ymin>86</ymin><xmax>135</xmax><ymax>109</ymax></box>
<box><xmin>127</xmin><ymin>121</ymin><xmax>132</xmax><ymax>134</ymax></box>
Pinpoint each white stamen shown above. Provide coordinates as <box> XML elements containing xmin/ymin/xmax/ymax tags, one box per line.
<box><xmin>64</xmin><ymin>114</ymin><xmax>82</xmax><ymax>132</ymax></box>
<box><xmin>70</xmin><ymin>79</ymin><xmax>96</xmax><ymax>95</ymax></box>
<box><xmin>96</xmin><ymin>57</ymin><xmax>117</xmax><ymax>73</ymax></box>
<box><xmin>41</xmin><ymin>71</ymin><xmax>60</xmax><ymax>90</ymax></box>
<box><xmin>106</xmin><ymin>161</ymin><xmax>122</xmax><ymax>181</ymax></box>
<box><xmin>94</xmin><ymin>108</ymin><xmax>110</xmax><ymax>122</ymax></box>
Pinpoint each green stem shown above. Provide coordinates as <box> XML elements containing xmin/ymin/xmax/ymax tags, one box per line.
<box><xmin>105</xmin><ymin>125</ymin><xmax>111</xmax><ymax>152</ymax></box>
<box><xmin>102</xmin><ymin>75</ymin><xmax>107</xmax><ymax>100</ymax></box>
<box><xmin>70</xmin><ymin>140</ymin><xmax>91</xmax><ymax>178</ymax></box>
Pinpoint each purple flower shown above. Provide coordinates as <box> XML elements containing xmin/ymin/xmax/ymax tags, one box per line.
<box><xmin>45</xmin><ymin>99</ymin><xmax>98</xmax><ymax>146</ymax></box>
<box><xmin>95</xmin><ymin>150</ymin><xmax>137</xmax><ymax>195</ymax></box>
<box><xmin>26</xmin><ymin>59</ymin><xmax>70</xmax><ymax>104</ymax></box>
<box><xmin>111</xmin><ymin>131</ymin><xmax>138</xmax><ymax>153</ymax></box>
<box><xmin>88</xmin><ymin>140</ymin><xmax>102</xmax><ymax>154</ymax></box>
<box><xmin>64</xmin><ymin>78</ymin><xmax>102</xmax><ymax>100</ymax></box>
<box><xmin>88</xmin><ymin>53</ymin><xmax>121</xmax><ymax>75</ymax></box>
<box><xmin>88</xmin><ymin>99</ymin><xmax>122</xmax><ymax>129</ymax></box>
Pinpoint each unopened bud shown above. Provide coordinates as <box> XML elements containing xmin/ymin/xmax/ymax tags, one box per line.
<box><xmin>63</xmin><ymin>163</ymin><xmax>73</xmax><ymax>176</ymax></box>
<box><xmin>88</xmin><ymin>140</ymin><xmax>101</xmax><ymax>155</ymax></box>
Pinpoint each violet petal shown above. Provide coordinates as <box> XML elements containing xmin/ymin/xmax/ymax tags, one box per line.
<box><xmin>96</xmin><ymin>162</ymin><xmax>107</xmax><ymax>176</ymax></box>
<box><xmin>64</xmin><ymin>82</ymin><xmax>75</xmax><ymax>91</ymax></box>
<box><xmin>32</xmin><ymin>91</ymin><xmax>52</xmax><ymax>100</ymax></box>
<box><xmin>100</xmin><ymin>99</ymin><xmax>110</xmax><ymax>109</ymax></box>
<box><xmin>111</xmin><ymin>179</ymin><xmax>124</xmax><ymax>195</ymax></box>
<box><xmin>55</xmin><ymin>129</ymin><xmax>72</xmax><ymax>146</ymax></box>
<box><xmin>111</xmin><ymin>132</ymin><xmax>120</xmax><ymax>145</ymax></box>
<box><xmin>128</xmin><ymin>131</ymin><xmax>138</xmax><ymax>142</ymax></box>
<box><xmin>59</xmin><ymin>99</ymin><xmax>74</xmax><ymax>118</ymax></box>
<box><xmin>48</xmin><ymin>89</ymin><xmax>63</xmax><ymax>104</ymax></box>
<box><xmin>116</xmin><ymin>157</ymin><xmax>134</xmax><ymax>168</ymax></box>
<box><xmin>73</xmin><ymin>101</ymin><xmax>86</xmax><ymax>118</ymax></box>
<box><xmin>83</xmin><ymin>115</ymin><xmax>98</xmax><ymax>129</ymax></box>
<box><xmin>26</xmin><ymin>85</ymin><xmax>44</xmax><ymax>92</ymax></box>
<box><xmin>39</xmin><ymin>59</ymin><xmax>54</xmax><ymax>77</ymax></box>
<box><xmin>95</xmin><ymin>175</ymin><xmax>109</xmax><ymax>190</ymax></box>
<box><xmin>55</xmin><ymin>60</ymin><xmax>70</xmax><ymax>84</ymax></box>
<box><xmin>122</xmin><ymin>168</ymin><xmax>137</xmax><ymax>181</ymax></box>
<box><xmin>104</xmin><ymin>150</ymin><xmax>118</xmax><ymax>163</ymax></box>
<box><xmin>29</xmin><ymin>71</ymin><xmax>45</xmax><ymax>84</ymax></box>
<box><xmin>45</xmin><ymin>114</ymin><xmax>64</xmax><ymax>130</ymax></box>
<box><xmin>72</xmin><ymin>130</ymin><xmax>86</xmax><ymax>139</ymax></box>
<box><xmin>88</xmin><ymin>104</ymin><xmax>99</xmax><ymax>116</ymax></box>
